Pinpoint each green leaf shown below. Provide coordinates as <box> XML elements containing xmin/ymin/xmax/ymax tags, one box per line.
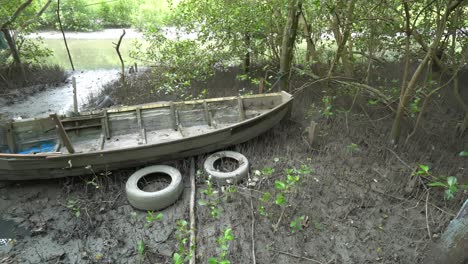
<box><xmin>427</xmin><ymin>182</ymin><xmax>447</xmax><ymax>188</ymax></box>
<box><xmin>208</xmin><ymin>257</ymin><xmax>219</xmax><ymax>264</ymax></box>
<box><xmin>419</xmin><ymin>164</ymin><xmax>429</xmax><ymax>173</ymax></box>
<box><xmin>275</xmin><ymin>193</ymin><xmax>285</xmax><ymax>205</ymax></box>
<box><xmin>275</xmin><ymin>181</ymin><xmax>286</xmax><ymax>190</ymax></box>
<box><xmin>156</xmin><ymin>213</ymin><xmax>164</xmax><ymax>220</ymax></box>
<box><xmin>260</xmin><ymin>192</ymin><xmax>271</xmax><ymax>202</ymax></box>
<box><xmin>458</xmin><ymin>151</ymin><xmax>468</xmax><ymax>157</ymax></box>
<box><xmin>137</xmin><ymin>240</ymin><xmax>145</xmax><ymax>256</ymax></box>
<box><xmin>447</xmin><ymin>176</ymin><xmax>457</xmax><ymax>186</ymax></box>
<box><xmin>198</xmin><ymin>200</ymin><xmax>208</xmax><ymax>206</ymax></box>
<box><xmin>219</xmin><ymin>260</ymin><xmax>230</xmax><ymax>264</ymax></box>
<box><xmin>224</xmin><ymin>228</ymin><xmax>234</xmax><ymax>241</ymax></box>
<box><xmin>444</xmin><ymin>189</ymin><xmax>455</xmax><ymax>200</ymax></box>
<box><xmin>173</xmin><ymin>253</ymin><xmax>183</xmax><ymax>264</ymax></box>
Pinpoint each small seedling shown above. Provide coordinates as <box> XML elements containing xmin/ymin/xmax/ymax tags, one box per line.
<box><xmin>414</xmin><ymin>164</ymin><xmax>430</xmax><ymax>176</ymax></box>
<box><xmin>290</xmin><ymin>215</ymin><xmax>305</xmax><ymax>233</ymax></box>
<box><xmin>320</xmin><ymin>96</ymin><xmax>334</xmax><ymax>118</ymax></box>
<box><xmin>137</xmin><ymin>240</ymin><xmax>145</xmax><ymax>256</ymax></box>
<box><xmin>199</xmin><ymin>177</ymin><xmax>225</xmax><ymax>218</ymax></box>
<box><xmin>145</xmin><ymin>211</ymin><xmax>163</xmax><ymax>227</ymax></box>
<box><xmin>428</xmin><ymin>176</ymin><xmax>467</xmax><ymax>200</ymax></box>
<box><xmin>347</xmin><ymin>143</ymin><xmax>359</xmax><ymax>151</ymax></box>
<box><xmin>66</xmin><ymin>200</ymin><xmax>81</xmax><ymax>218</ymax></box>
<box><xmin>459</xmin><ymin>151</ymin><xmax>468</xmax><ymax>157</ymax></box>
<box><xmin>209</xmin><ymin>228</ymin><xmax>235</xmax><ymax>264</ymax></box>
<box><xmin>261</xmin><ymin>167</ymin><xmax>275</xmax><ymax>176</ymax></box>
<box><xmin>173</xmin><ymin>219</ymin><xmax>193</xmax><ymax>263</ymax></box>
<box><xmin>368</xmin><ymin>99</ymin><xmax>379</xmax><ymax>106</ymax></box>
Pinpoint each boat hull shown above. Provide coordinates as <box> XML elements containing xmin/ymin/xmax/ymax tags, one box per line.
<box><xmin>0</xmin><ymin>95</ymin><xmax>292</xmax><ymax>180</ymax></box>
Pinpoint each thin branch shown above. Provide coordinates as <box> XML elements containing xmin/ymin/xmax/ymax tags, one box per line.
<box><xmin>0</xmin><ymin>0</ymin><xmax>32</xmax><ymax>29</ymax></box>
<box><xmin>275</xmin><ymin>250</ymin><xmax>324</xmax><ymax>264</ymax></box>
<box><xmin>189</xmin><ymin>157</ymin><xmax>196</xmax><ymax>264</ymax></box>
<box><xmin>114</xmin><ymin>29</ymin><xmax>126</xmax><ymax>83</ymax></box>
<box><xmin>57</xmin><ymin>0</ymin><xmax>74</xmax><ymax>71</ymax></box>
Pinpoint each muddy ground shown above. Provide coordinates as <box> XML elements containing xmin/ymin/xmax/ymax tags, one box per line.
<box><xmin>1</xmin><ymin>66</ymin><xmax>467</xmax><ymax>264</ymax></box>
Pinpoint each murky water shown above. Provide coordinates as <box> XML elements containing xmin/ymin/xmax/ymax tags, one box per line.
<box><xmin>29</xmin><ymin>28</ymin><xmax>144</xmax><ymax>70</ymax></box>
<box><xmin>2</xmin><ymin>28</ymin><xmax>194</xmax><ymax>119</ymax></box>
<box><xmin>0</xmin><ymin>217</ymin><xmax>29</xmax><ymax>254</ymax></box>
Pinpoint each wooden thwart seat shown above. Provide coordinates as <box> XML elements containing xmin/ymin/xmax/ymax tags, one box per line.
<box><xmin>50</xmin><ymin>114</ymin><xmax>75</xmax><ymax>154</ymax></box>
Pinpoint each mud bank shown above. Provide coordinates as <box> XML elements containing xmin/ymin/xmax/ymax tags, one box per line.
<box><xmin>0</xmin><ymin>69</ymin><xmax>120</xmax><ymax>119</ymax></box>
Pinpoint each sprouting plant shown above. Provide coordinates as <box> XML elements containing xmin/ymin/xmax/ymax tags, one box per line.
<box><xmin>259</xmin><ymin>165</ymin><xmax>312</xmax><ymax>219</ymax></box>
<box><xmin>314</xmin><ymin>221</ymin><xmax>323</xmax><ymax>231</ymax></box>
<box><xmin>410</xmin><ymin>96</ymin><xmax>421</xmax><ymax>117</ymax></box>
<box><xmin>173</xmin><ymin>219</ymin><xmax>192</xmax><ymax>264</ymax></box>
<box><xmin>320</xmin><ymin>96</ymin><xmax>334</xmax><ymax>118</ymax></box>
<box><xmin>66</xmin><ymin>200</ymin><xmax>81</xmax><ymax>218</ymax></box>
<box><xmin>368</xmin><ymin>99</ymin><xmax>379</xmax><ymax>106</ymax></box>
<box><xmin>261</xmin><ymin>166</ymin><xmax>275</xmax><ymax>176</ymax></box>
<box><xmin>414</xmin><ymin>164</ymin><xmax>430</xmax><ymax>177</ymax></box>
<box><xmin>427</xmin><ymin>176</ymin><xmax>467</xmax><ymax>200</ymax></box>
<box><xmin>347</xmin><ymin>143</ymin><xmax>360</xmax><ymax>152</ymax></box>
<box><xmin>290</xmin><ymin>215</ymin><xmax>305</xmax><ymax>233</ymax></box>
<box><xmin>137</xmin><ymin>240</ymin><xmax>145</xmax><ymax>256</ymax></box>
<box><xmin>199</xmin><ymin>176</ymin><xmax>222</xmax><ymax>218</ymax></box>
<box><xmin>145</xmin><ymin>211</ymin><xmax>163</xmax><ymax>227</ymax></box>
<box><xmin>208</xmin><ymin>228</ymin><xmax>235</xmax><ymax>264</ymax></box>
<box><xmin>459</xmin><ymin>151</ymin><xmax>468</xmax><ymax>157</ymax></box>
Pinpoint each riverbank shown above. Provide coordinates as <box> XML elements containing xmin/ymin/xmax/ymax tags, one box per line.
<box><xmin>0</xmin><ymin>69</ymin><xmax>120</xmax><ymax>119</ymax></box>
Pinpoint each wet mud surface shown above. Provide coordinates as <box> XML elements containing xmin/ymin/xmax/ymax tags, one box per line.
<box><xmin>0</xmin><ymin>68</ymin><xmax>467</xmax><ymax>263</ymax></box>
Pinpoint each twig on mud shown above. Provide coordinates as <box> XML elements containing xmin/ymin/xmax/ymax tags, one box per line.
<box><xmin>425</xmin><ymin>191</ymin><xmax>432</xmax><ymax>240</ymax></box>
<box><xmin>386</xmin><ymin>148</ymin><xmax>413</xmax><ymax>171</ymax></box>
<box><xmin>189</xmin><ymin>157</ymin><xmax>196</xmax><ymax>264</ymax></box>
<box><xmin>273</xmin><ymin>206</ymin><xmax>287</xmax><ymax>232</ymax></box>
<box><xmin>275</xmin><ymin>249</ymin><xmax>324</xmax><ymax>264</ymax></box>
<box><xmin>249</xmin><ymin>184</ymin><xmax>257</xmax><ymax>264</ymax></box>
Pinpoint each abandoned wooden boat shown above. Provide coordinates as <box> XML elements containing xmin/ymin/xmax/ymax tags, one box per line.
<box><xmin>0</xmin><ymin>91</ymin><xmax>293</xmax><ymax>180</ymax></box>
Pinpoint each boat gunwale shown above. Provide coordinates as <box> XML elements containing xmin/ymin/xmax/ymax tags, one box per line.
<box><xmin>1</xmin><ymin>92</ymin><xmax>293</xmax><ymax>160</ymax></box>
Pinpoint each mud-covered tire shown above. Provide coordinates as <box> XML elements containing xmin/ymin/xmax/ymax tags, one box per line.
<box><xmin>204</xmin><ymin>151</ymin><xmax>249</xmax><ymax>185</ymax></box>
<box><xmin>125</xmin><ymin>165</ymin><xmax>184</xmax><ymax>211</ymax></box>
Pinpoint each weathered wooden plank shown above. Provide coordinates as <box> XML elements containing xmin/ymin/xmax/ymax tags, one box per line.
<box><xmin>65</xmin><ymin>124</ymin><xmax>101</xmax><ymax>131</ymax></box>
<box><xmin>49</xmin><ymin>114</ymin><xmax>75</xmax><ymax>154</ymax></box>
<box><xmin>238</xmin><ymin>97</ymin><xmax>246</xmax><ymax>121</ymax></box>
<box><xmin>203</xmin><ymin>101</ymin><xmax>212</xmax><ymax>126</ymax></box>
<box><xmin>103</xmin><ymin>111</ymin><xmax>111</xmax><ymax>139</ymax></box>
<box><xmin>135</xmin><ymin>107</ymin><xmax>147</xmax><ymax>144</ymax></box>
<box><xmin>99</xmin><ymin>133</ymin><xmax>105</xmax><ymax>150</ymax></box>
<box><xmin>6</xmin><ymin>122</ymin><xmax>16</xmax><ymax>154</ymax></box>
<box><xmin>170</xmin><ymin>102</ymin><xmax>177</xmax><ymax>130</ymax></box>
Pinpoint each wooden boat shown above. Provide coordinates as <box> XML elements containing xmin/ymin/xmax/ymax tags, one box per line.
<box><xmin>0</xmin><ymin>91</ymin><xmax>293</xmax><ymax>180</ymax></box>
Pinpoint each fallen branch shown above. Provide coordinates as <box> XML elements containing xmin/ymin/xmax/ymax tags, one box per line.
<box><xmin>249</xmin><ymin>185</ymin><xmax>257</xmax><ymax>264</ymax></box>
<box><xmin>275</xmin><ymin>250</ymin><xmax>324</xmax><ymax>264</ymax></box>
<box><xmin>425</xmin><ymin>190</ymin><xmax>432</xmax><ymax>240</ymax></box>
<box><xmin>189</xmin><ymin>157</ymin><xmax>196</xmax><ymax>264</ymax></box>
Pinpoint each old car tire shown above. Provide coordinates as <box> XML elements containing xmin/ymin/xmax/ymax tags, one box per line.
<box><xmin>204</xmin><ymin>151</ymin><xmax>249</xmax><ymax>185</ymax></box>
<box><xmin>126</xmin><ymin>165</ymin><xmax>184</xmax><ymax>211</ymax></box>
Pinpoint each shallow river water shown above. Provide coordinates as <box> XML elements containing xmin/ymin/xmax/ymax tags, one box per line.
<box><xmin>1</xmin><ymin>29</ymin><xmax>144</xmax><ymax>119</ymax></box>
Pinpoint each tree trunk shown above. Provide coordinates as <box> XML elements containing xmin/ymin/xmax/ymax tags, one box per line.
<box><xmin>327</xmin><ymin>0</ymin><xmax>357</xmax><ymax>78</ymax></box>
<box><xmin>1</xmin><ymin>28</ymin><xmax>21</xmax><ymax>66</ymax></box>
<box><xmin>244</xmin><ymin>33</ymin><xmax>251</xmax><ymax>74</ymax></box>
<box><xmin>300</xmin><ymin>12</ymin><xmax>316</xmax><ymax>63</ymax></box>
<box><xmin>279</xmin><ymin>0</ymin><xmax>302</xmax><ymax>91</ymax></box>
<box><xmin>390</xmin><ymin>0</ymin><xmax>461</xmax><ymax>144</ymax></box>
